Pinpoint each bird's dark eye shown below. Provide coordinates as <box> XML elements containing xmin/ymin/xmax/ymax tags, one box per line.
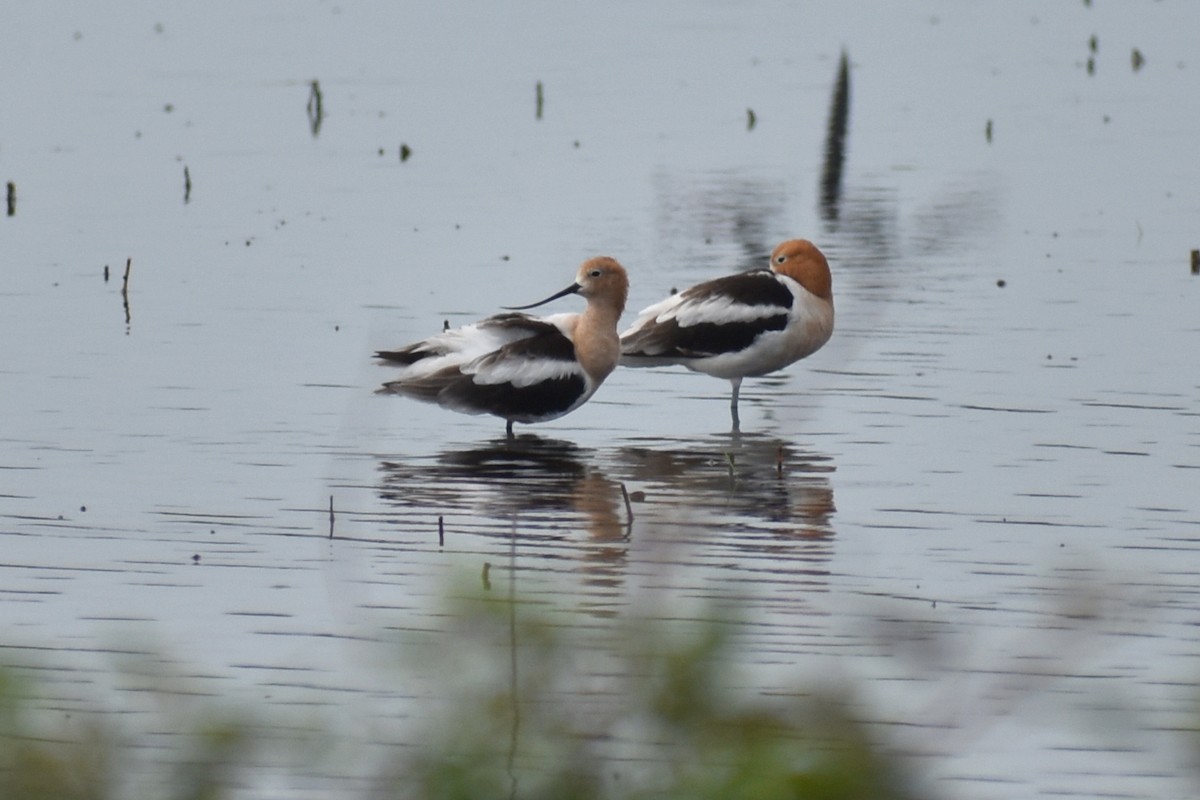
<box><xmin>589</xmin><ymin>269</ymin><xmax>602</xmax><ymax>278</ymax></box>
<box><xmin>775</xmin><ymin>255</ymin><xmax>786</xmax><ymax>264</ymax></box>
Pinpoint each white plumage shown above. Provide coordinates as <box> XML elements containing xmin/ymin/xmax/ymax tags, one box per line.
<box><xmin>378</xmin><ymin>258</ymin><xmax>629</xmax><ymax>437</ymax></box>
<box><xmin>621</xmin><ymin>239</ymin><xmax>833</xmax><ymax>429</ymax></box>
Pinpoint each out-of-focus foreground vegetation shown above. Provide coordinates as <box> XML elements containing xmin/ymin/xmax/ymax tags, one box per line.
<box><xmin>0</xmin><ymin>589</ymin><xmax>925</xmax><ymax>800</ymax></box>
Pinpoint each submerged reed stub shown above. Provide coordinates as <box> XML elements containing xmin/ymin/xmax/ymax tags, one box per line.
<box><xmin>1190</xmin><ymin>249</ymin><xmax>1198</xmax><ymax>275</ymax></box>
<box><xmin>820</xmin><ymin>50</ymin><xmax>850</xmax><ymax>222</ymax></box>
<box><xmin>122</xmin><ymin>257</ymin><xmax>132</xmax><ymax>326</ymax></box>
<box><xmin>307</xmin><ymin>79</ymin><xmax>324</xmax><ymax>136</ymax></box>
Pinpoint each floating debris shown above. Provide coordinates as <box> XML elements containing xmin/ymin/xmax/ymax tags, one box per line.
<box><xmin>985</xmin><ymin>119</ymin><xmax>993</xmax><ymax>143</ymax></box>
<box><xmin>536</xmin><ymin>80</ymin><xmax>544</xmax><ymax>120</ymax></box>
<box><xmin>400</xmin><ymin>143</ymin><xmax>412</xmax><ymax>162</ymax></box>
<box><xmin>1131</xmin><ymin>48</ymin><xmax>1145</xmax><ymax>71</ymax></box>
<box><xmin>997</xmin><ymin>278</ymin><xmax>1007</xmax><ymax>288</ymax></box>
<box><xmin>746</xmin><ymin>108</ymin><xmax>756</xmax><ymax>130</ymax></box>
<box><xmin>1087</xmin><ymin>56</ymin><xmax>1095</xmax><ymax>76</ymax></box>
<box><xmin>183</xmin><ymin>165</ymin><xmax>192</xmax><ymax>203</ymax></box>
<box><xmin>1191</xmin><ymin>249</ymin><xmax>1199</xmax><ymax>275</ymax></box>
<box><xmin>307</xmin><ymin>79</ymin><xmax>324</xmax><ymax>136</ymax></box>
<box><xmin>104</xmin><ymin>264</ymin><xmax>109</xmax><ymax>282</ymax></box>
<box><xmin>819</xmin><ymin>50</ymin><xmax>851</xmax><ymax>223</ymax></box>
<box><xmin>1088</xmin><ymin>35</ymin><xmax>1098</xmax><ymax>53</ymax></box>
<box><xmin>5</xmin><ymin>181</ymin><xmax>14</xmax><ymax>216</ymax></box>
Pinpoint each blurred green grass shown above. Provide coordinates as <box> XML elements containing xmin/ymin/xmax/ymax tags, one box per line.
<box><xmin>0</xmin><ymin>589</ymin><xmax>923</xmax><ymax>799</ymax></box>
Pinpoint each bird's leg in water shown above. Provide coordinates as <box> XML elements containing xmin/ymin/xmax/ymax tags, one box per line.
<box><xmin>730</xmin><ymin>377</ymin><xmax>742</xmax><ymax>432</ymax></box>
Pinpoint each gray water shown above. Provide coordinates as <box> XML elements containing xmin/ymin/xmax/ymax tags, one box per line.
<box><xmin>3</xmin><ymin>2</ymin><xmax>1199</xmax><ymax>797</ymax></box>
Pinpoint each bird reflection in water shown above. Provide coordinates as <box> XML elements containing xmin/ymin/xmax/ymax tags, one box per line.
<box><xmin>377</xmin><ymin>435</ymin><xmax>630</xmax><ymax>611</ymax></box>
<box><xmin>617</xmin><ymin>433</ymin><xmax>836</xmax><ymax>580</ymax></box>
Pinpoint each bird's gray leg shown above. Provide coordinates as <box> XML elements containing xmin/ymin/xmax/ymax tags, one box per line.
<box><xmin>730</xmin><ymin>378</ymin><xmax>742</xmax><ymax>432</ymax></box>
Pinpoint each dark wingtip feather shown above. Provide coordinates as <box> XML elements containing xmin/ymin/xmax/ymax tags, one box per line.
<box><xmin>376</xmin><ymin>347</ymin><xmax>431</xmax><ymax>366</ymax></box>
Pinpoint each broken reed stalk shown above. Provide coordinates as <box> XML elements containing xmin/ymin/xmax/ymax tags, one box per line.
<box><xmin>619</xmin><ymin>482</ymin><xmax>634</xmax><ymax>525</ymax></box>
<box><xmin>438</xmin><ymin>515</ymin><xmax>445</xmax><ymax>546</ymax></box>
<box><xmin>535</xmin><ymin>81</ymin><xmax>544</xmax><ymax>119</ymax></box>
<box><xmin>121</xmin><ymin>258</ymin><xmax>132</xmax><ymax>325</ymax></box>
<box><xmin>1191</xmin><ymin>249</ymin><xmax>1199</xmax><ymax>276</ymax></box>
<box><xmin>5</xmin><ymin>181</ymin><xmax>14</xmax><ymax>216</ymax></box>
<box><xmin>819</xmin><ymin>50</ymin><xmax>851</xmax><ymax>222</ymax></box>
<box><xmin>307</xmin><ymin>79</ymin><xmax>324</xmax><ymax>136</ymax></box>
<box><xmin>329</xmin><ymin>495</ymin><xmax>335</xmax><ymax>538</ymax></box>
<box><xmin>183</xmin><ymin>166</ymin><xmax>192</xmax><ymax>203</ymax></box>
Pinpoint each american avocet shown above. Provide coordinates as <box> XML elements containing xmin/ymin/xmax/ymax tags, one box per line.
<box><xmin>619</xmin><ymin>239</ymin><xmax>833</xmax><ymax>430</ymax></box>
<box><xmin>377</xmin><ymin>257</ymin><xmax>629</xmax><ymax>437</ymax></box>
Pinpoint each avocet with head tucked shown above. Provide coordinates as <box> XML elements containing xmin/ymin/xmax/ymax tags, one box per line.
<box><xmin>619</xmin><ymin>239</ymin><xmax>833</xmax><ymax>430</ymax></box>
<box><xmin>377</xmin><ymin>257</ymin><xmax>629</xmax><ymax>437</ymax></box>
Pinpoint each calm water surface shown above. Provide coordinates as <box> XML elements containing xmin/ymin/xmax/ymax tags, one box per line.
<box><xmin>2</xmin><ymin>2</ymin><xmax>1199</xmax><ymax>797</ymax></box>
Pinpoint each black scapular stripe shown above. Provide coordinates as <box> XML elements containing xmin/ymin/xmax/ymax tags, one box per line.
<box><xmin>683</xmin><ymin>271</ymin><xmax>795</xmax><ymax>309</ymax></box>
<box><xmin>486</xmin><ymin>323</ymin><xmax>576</xmax><ymax>364</ymax></box>
<box><xmin>376</xmin><ymin>314</ymin><xmax>575</xmax><ymax>365</ymax></box>
<box><xmin>673</xmin><ymin>314</ymin><xmax>789</xmax><ymax>357</ymax></box>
